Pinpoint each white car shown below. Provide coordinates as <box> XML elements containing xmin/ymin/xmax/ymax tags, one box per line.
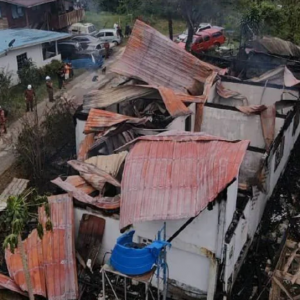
<box><xmin>95</xmin><ymin>29</ymin><xmax>122</xmax><ymax>45</ymax></box>
<box><xmin>68</xmin><ymin>23</ymin><xmax>97</xmax><ymax>36</ymax></box>
<box><xmin>176</xmin><ymin>23</ymin><xmax>212</xmax><ymax>42</ymax></box>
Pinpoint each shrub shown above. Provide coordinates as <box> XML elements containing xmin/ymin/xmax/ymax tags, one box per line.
<box><xmin>17</xmin><ymin>59</ymin><xmax>40</xmax><ymax>89</ymax></box>
<box><xmin>39</xmin><ymin>60</ymin><xmax>64</xmax><ymax>80</ymax></box>
<box><xmin>0</xmin><ymin>68</ymin><xmax>12</xmax><ymax>104</ymax></box>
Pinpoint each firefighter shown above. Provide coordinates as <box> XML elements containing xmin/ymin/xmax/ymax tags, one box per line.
<box><xmin>45</xmin><ymin>76</ymin><xmax>54</xmax><ymax>102</ymax></box>
<box><xmin>24</xmin><ymin>85</ymin><xmax>35</xmax><ymax>112</ymax></box>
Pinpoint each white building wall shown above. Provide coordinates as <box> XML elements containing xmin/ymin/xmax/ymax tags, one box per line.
<box><xmin>74</xmin><ymin>207</ymin><xmax>121</xmax><ymax>264</ymax></box>
<box><xmin>0</xmin><ymin>45</ymin><xmax>61</xmax><ymax>86</ymax></box>
<box><xmin>75</xmin><ymin>119</ymin><xmax>86</xmax><ymax>154</ymax></box>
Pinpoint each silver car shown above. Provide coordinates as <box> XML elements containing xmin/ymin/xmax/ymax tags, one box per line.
<box><xmin>95</xmin><ymin>29</ymin><xmax>122</xmax><ymax>45</ymax></box>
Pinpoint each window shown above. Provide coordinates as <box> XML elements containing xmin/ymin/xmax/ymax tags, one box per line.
<box><xmin>96</xmin><ymin>44</ymin><xmax>101</xmax><ymax>49</ymax></box>
<box><xmin>106</xmin><ymin>32</ymin><xmax>114</xmax><ymax>37</ymax></box>
<box><xmin>97</xmin><ymin>32</ymin><xmax>105</xmax><ymax>38</ymax></box>
<box><xmin>203</xmin><ymin>35</ymin><xmax>210</xmax><ymax>42</ymax></box>
<box><xmin>212</xmin><ymin>32</ymin><xmax>222</xmax><ymax>38</ymax></box>
<box><xmin>16</xmin><ymin>53</ymin><xmax>27</xmax><ymax>70</ymax></box>
<box><xmin>11</xmin><ymin>5</ymin><xmax>24</xmax><ymax>19</ymax></box>
<box><xmin>32</xmin><ymin>5</ymin><xmax>41</xmax><ymax>11</ymax></box>
<box><xmin>88</xmin><ymin>26</ymin><xmax>95</xmax><ymax>33</ymax></box>
<box><xmin>196</xmin><ymin>37</ymin><xmax>203</xmax><ymax>43</ymax></box>
<box><xmin>0</xmin><ymin>7</ymin><xmax>2</xmax><ymax>18</ymax></box>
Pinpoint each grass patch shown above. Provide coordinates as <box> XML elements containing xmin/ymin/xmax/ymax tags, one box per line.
<box><xmin>84</xmin><ymin>11</ymin><xmax>186</xmax><ymax>35</ymax></box>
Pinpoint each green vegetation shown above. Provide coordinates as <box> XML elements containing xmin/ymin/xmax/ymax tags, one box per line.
<box><xmin>0</xmin><ymin>60</ymin><xmax>82</xmax><ymax>125</ymax></box>
<box><xmin>84</xmin><ymin>11</ymin><xmax>186</xmax><ymax>35</ymax></box>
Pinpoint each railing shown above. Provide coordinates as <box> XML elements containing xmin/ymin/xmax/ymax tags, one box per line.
<box><xmin>50</xmin><ymin>9</ymin><xmax>85</xmax><ymax>30</ymax></box>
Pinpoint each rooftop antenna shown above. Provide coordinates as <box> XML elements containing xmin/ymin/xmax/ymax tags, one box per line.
<box><xmin>4</xmin><ymin>39</ymin><xmax>16</xmax><ymax>56</ymax></box>
<box><xmin>8</xmin><ymin>39</ymin><xmax>15</xmax><ymax>48</ymax></box>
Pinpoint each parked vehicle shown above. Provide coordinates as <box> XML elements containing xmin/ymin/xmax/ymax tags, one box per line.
<box><xmin>191</xmin><ymin>28</ymin><xmax>226</xmax><ymax>52</ymax></box>
<box><xmin>177</xmin><ymin>23</ymin><xmax>212</xmax><ymax>42</ymax></box>
<box><xmin>95</xmin><ymin>29</ymin><xmax>122</xmax><ymax>45</ymax></box>
<box><xmin>68</xmin><ymin>23</ymin><xmax>97</xmax><ymax>36</ymax></box>
<box><xmin>64</xmin><ymin>53</ymin><xmax>104</xmax><ymax>70</ymax></box>
<box><xmin>177</xmin><ymin>35</ymin><xmax>199</xmax><ymax>49</ymax></box>
<box><xmin>69</xmin><ymin>35</ymin><xmax>114</xmax><ymax>57</ymax></box>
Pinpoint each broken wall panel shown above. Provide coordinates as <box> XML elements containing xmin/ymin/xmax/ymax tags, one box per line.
<box><xmin>78</xmin><ymin>133</ymin><xmax>95</xmax><ymax>161</ymax></box>
<box><xmin>201</xmin><ymin>106</ymin><xmax>284</xmax><ymax>149</ymax></box>
<box><xmin>39</xmin><ymin>194</ymin><xmax>78</xmax><ymax>300</ymax></box>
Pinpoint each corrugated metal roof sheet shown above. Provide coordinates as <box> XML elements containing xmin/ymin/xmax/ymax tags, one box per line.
<box><xmin>0</xmin><ymin>274</ymin><xmax>27</xmax><ymax>296</ymax></box>
<box><xmin>83</xmin><ymin>85</ymin><xmax>156</xmax><ymax>112</ymax></box>
<box><xmin>111</xmin><ymin>20</ymin><xmax>220</xmax><ymax>93</ymax></box>
<box><xmin>65</xmin><ymin>175</ymin><xmax>96</xmax><ymax>194</ymax></box>
<box><xmin>5</xmin><ymin>194</ymin><xmax>78</xmax><ymax>300</ymax></box>
<box><xmin>246</xmin><ymin>66</ymin><xmax>300</xmax><ymax>87</ymax></box>
<box><xmin>51</xmin><ymin>178</ymin><xmax>120</xmax><ymax>210</ymax></box>
<box><xmin>251</xmin><ymin>37</ymin><xmax>300</xmax><ymax>57</ymax></box>
<box><xmin>120</xmin><ymin>131</ymin><xmax>249</xmax><ymax>228</ymax></box>
<box><xmin>78</xmin><ymin>133</ymin><xmax>95</xmax><ymax>161</ymax></box>
<box><xmin>85</xmin><ymin>152</ymin><xmax>128</xmax><ymax>177</ymax></box>
<box><xmin>0</xmin><ymin>29</ymin><xmax>70</xmax><ymax>55</ymax></box>
<box><xmin>1</xmin><ymin>0</ymin><xmax>56</xmax><ymax>7</ymax></box>
<box><xmin>5</xmin><ymin>229</ymin><xmax>46</xmax><ymax>297</ymax></box>
<box><xmin>38</xmin><ymin>194</ymin><xmax>78</xmax><ymax>300</ymax></box>
<box><xmin>0</xmin><ymin>178</ymin><xmax>29</xmax><ymax>212</ymax></box>
<box><xmin>84</xmin><ymin>109</ymin><xmax>148</xmax><ymax>134</ymax></box>
<box><xmin>68</xmin><ymin>160</ymin><xmax>121</xmax><ymax>189</ymax></box>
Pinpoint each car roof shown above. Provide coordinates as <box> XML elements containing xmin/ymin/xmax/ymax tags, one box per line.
<box><xmin>70</xmin><ymin>23</ymin><xmax>94</xmax><ymax>28</ymax></box>
<box><xmin>196</xmin><ymin>28</ymin><xmax>223</xmax><ymax>36</ymax></box>
<box><xmin>98</xmin><ymin>28</ymin><xmax>116</xmax><ymax>32</ymax></box>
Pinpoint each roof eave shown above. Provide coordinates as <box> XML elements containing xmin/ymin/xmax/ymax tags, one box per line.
<box><xmin>1</xmin><ymin>0</ymin><xmax>56</xmax><ymax>8</ymax></box>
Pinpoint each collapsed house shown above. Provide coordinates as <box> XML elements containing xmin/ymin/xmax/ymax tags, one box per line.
<box><xmin>64</xmin><ymin>20</ymin><xmax>300</xmax><ymax>299</ymax></box>
<box><xmin>1</xmin><ymin>20</ymin><xmax>300</xmax><ymax>300</ymax></box>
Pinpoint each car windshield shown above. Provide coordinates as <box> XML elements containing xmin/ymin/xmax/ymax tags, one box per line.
<box><xmin>88</xmin><ymin>26</ymin><xmax>96</xmax><ymax>33</ymax></box>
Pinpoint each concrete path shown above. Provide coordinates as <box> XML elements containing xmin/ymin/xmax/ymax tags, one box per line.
<box><xmin>0</xmin><ymin>46</ymin><xmax>125</xmax><ymax>177</ymax></box>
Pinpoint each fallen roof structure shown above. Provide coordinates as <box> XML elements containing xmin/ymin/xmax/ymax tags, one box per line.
<box><xmin>0</xmin><ymin>274</ymin><xmax>27</xmax><ymax>296</ymax></box>
<box><xmin>120</xmin><ymin>131</ymin><xmax>249</xmax><ymax>228</ymax></box>
<box><xmin>5</xmin><ymin>194</ymin><xmax>78</xmax><ymax>300</ymax></box>
<box><xmin>111</xmin><ymin>20</ymin><xmax>221</xmax><ymax>92</ymax></box>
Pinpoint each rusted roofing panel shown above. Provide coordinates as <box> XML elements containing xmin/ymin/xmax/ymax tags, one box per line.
<box><xmin>246</xmin><ymin>66</ymin><xmax>300</xmax><ymax>87</ymax></box>
<box><xmin>83</xmin><ymin>85</ymin><xmax>156</xmax><ymax>112</ymax></box>
<box><xmin>68</xmin><ymin>160</ymin><xmax>121</xmax><ymax>188</ymax></box>
<box><xmin>65</xmin><ymin>175</ymin><xmax>96</xmax><ymax>194</ymax></box>
<box><xmin>0</xmin><ymin>178</ymin><xmax>29</xmax><ymax>212</ymax></box>
<box><xmin>38</xmin><ymin>194</ymin><xmax>78</xmax><ymax>300</ymax></box>
<box><xmin>0</xmin><ymin>274</ymin><xmax>27</xmax><ymax>296</ymax></box>
<box><xmin>111</xmin><ymin>20</ymin><xmax>220</xmax><ymax>93</ymax></box>
<box><xmin>120</xmin><ymin>131</ymin><xmax>249</xmax><ymax>228</ymax></box>
<box><xmin>5</xmin><ymin>229</ymin><xmax>46</xmax><ymax>297</ymax></box>
<box><xmin>84</xmin><ymin>108</ymin><xmax>148</xmax><ymax>134</ymax></box>
<box><xmin>85</xmin><ymin>152</ymin><xmax>128</xmax><ymax>177</ymax></box>
<box><xmin>261</xmin><ymin>105</ymin><xmax>276</xmax><ymax>151</ymax></box>
<box><xmin>78</xmin><ymin>133</ymin><xmax>95</xmax><ymax>161</ymax></box>
<box><xmin>251</xmin><ymin>37</ymin><xmax>300</xmax><ymax>57</ymax></box>
<box><xmin>51</xmin><ymin>178</ymin><xmax>120</xmax><ymax>210</ymax></box>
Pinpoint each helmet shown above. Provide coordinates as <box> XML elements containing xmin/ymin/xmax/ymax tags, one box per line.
<box><xmin>27</xmin><ymin>85</ymin><xmax>32</xmax><ymax>90</ymax></box>
<box><xmin>45</xmin><ymin>76</ymin><xmax>51</xmax><ymax>80</ymax></box>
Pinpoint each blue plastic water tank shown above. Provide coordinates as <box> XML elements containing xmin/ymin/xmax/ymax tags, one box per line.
<box><xmin>110</xmin><ymin>230</ymin><xmax>169</xmax><ymax>275</ymax></box>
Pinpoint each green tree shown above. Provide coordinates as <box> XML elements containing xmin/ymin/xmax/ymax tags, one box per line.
<box><xmin>17</xmin><ymin>58</ymin><xmax>40</xmax><ymax>89</ymax></box>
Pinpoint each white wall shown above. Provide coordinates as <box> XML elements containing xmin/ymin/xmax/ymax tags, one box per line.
<box><xmin>210</xmin><ymin>81</ymin><xmax>299</xmax><ymax>108</ymax></box>
<box><xmin>74</xmin><ymin>207</ymin><xmax>121</xmax><ymax>264</ymax></box>
<box><xmin>75</xmin><ymin>119</ymin><xmax>86</xmax><ymax>154</ymax></box>
<box><xmin>0</xmin><ymin>45</ymin><xmax>61</xmax><ymax>86</ymax></box>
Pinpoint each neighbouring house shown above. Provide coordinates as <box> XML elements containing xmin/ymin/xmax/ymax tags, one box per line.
<box><xmin>0</xmin><ymin>0</ymin><xmax>84</xmax><ymax>30</ymax></box>
<box><xmin>0</xmin><ymin>28</ymin><xmax>70</xmax><ymax>85</ymax></box>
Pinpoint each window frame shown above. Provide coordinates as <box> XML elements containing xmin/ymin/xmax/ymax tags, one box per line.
<box><xmin>16</xmin><ymin>52</ymin><xmax>28</xmax><ymax>70</ymax></box>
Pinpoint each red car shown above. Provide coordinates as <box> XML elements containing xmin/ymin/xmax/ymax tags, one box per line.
<box><xmin>191</xmin><ymin>28</ymin><xmax>225</xmax><ymax>52</ymax></box>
